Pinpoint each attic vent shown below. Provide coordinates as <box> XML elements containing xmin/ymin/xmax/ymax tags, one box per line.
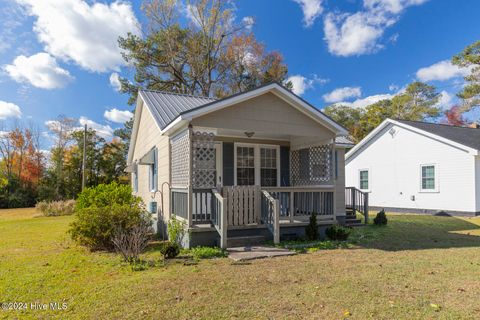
<box><xmin>389</xmin><ymin>128</ymin><xmax>397</xmax><ymax>137</ymax></box>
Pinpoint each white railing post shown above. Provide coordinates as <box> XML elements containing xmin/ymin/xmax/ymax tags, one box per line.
<box><xmin>273</xmin><ymin>198</ymin><xmax>280</xmax><ymax>244</ymax></box>
<box><xmin>221</xmin><ymin>197</ymin><xmax>228</xmax><ymax>248</ymax></box>
<box><xmin>289</xmin><ymin>190</ymin><xmax>294</xmax><ymax>223</ymax></box>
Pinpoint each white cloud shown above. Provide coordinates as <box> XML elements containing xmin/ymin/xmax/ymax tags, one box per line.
<box><xmin>293</xmin><ymin>0</ymin><xmax>323</xmax><ymax>27</ymax></box>
<box><xmin>79</xmin><ymin>116</ymin><xmax>113</xmax><ymax>139</ymax></box>
<box><xmin>435</xmin><ymin>90</ymin><xmax>454</xmax><ymax>110</ymax></box>
<box><xmin>16</xmin><ymin>0</ymin><xmax>140</xmax><ymax>73</ymax></box>
<box><xmin>323</xmin><ymin>0</ymin><xmax>427</xmax><ymax>56</ymax></box>
<box><xmin>0</xmin><ymin>101</ymin><xmax>22</xmax><ymax>119</ymax></box>
<box><xmin>242</xmin><ymin>16</ymin><xmax>255</xmax><ymax>30</ymax></box>
<box><xmin>287</xmin><ymin>74</ymin><xmax>329</xmax><ymax>95</ymax></box>
<box><xmin>338</xmin><ymin>93</ymin><xmax>394</xmax><ymax>108</ymax></box>
<box><xmin>323</xmin><ymin>86</ymin><xmax>362</xmax><ymax>103</ymax></box>
<box><xmin>416</xmin><ymin>60</ymin><xmax>469</xmax><ymax>82</ymax></box>
<box><xmin>109</xmin><ymin>72</ymin><xmax>121</xmax><ymax>91</ymax></box>
<box><xmin>388</xmin><ymin>84</ymin><xmax>399</xmax><ymax>91</ymax></box>
<box><xmin>104</xmin><ymin>108</ymin><xmax>133</xmax><ymax>124</ymax></box>
<box><xmin>4</xmin><ymin>52</ymin><xmax>73</xmax><ymax>89</ymax></box>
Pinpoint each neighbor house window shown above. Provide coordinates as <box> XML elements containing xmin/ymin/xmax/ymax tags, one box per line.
<box><xmin>359</xmin><ymin>170</ymin><xmax>369</xmax><ymax>190</ymax></box>
<box><xmin>236</xmin><ymin>146</ymin><xmax>255</xmax><ymax>185</ymax></box>
<box><xmin>260</xmin><ymin>147</ymin><xmax>277</xmax><ymax>187</ymax></box>
<box><xmin>421</xmin><ymin>165</ymin><xmax>435</xmax><ymax>190</ymax></box>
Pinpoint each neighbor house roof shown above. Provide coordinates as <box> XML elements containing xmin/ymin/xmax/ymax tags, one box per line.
<box><xmin>139</xmin><ymin>90</ymin><xmax>215</xmax><ymax>130</ymax></box>
<box><xmin>346</xmin><ymin>118</ymin><xmax>480</xmax><ymax>161</ymax></box>
<box><xmin>396</xmin><ymin>119</ymin><xmax>480</xmax><ymax>151</ymax></box>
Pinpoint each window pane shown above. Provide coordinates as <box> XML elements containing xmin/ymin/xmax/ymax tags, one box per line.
<box><xmin>421</xmin><ymin>166</ymin><xmax>435</xmax><ymax>189</ymax></box>
<box><xmin>237</xmin><ymin>146</ymin><xmax>255</xmax><ymax>185</ymax></box>
<box><xmin>260</xmin><ymin>147</ymin><xmax>277</xmax><ymax>186</ymax></box>
<box><xmin>359</xmin><ymin>170</ymin><xmax>368</xmax><ymax>190</ymax></box>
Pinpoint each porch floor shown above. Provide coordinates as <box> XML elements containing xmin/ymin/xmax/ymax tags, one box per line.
<box><xmin>227</xmin><ymin>246</ymin><xmax>296</xmax><ymax>261</ymax></box>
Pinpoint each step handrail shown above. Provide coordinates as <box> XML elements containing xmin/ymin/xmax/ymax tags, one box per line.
<box><xmin>212</xmin><ymin>188</ymin><xmax>227</xmax><ymax>248</ymax></box>
<box><xmin>261</xmin><ymin>190</ymin><xmax>280</xmax><ymax>244</ymax></box>
<box><xmin>345</xmin><ymin>187</ymin><xmax>369</xmax><ymax>224</ymax></box>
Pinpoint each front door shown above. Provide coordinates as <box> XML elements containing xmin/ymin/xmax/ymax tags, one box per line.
<box><xmin>234</xmin><ymin>143</ymin><xmax>280</xmax><ymax>187</ymax></box>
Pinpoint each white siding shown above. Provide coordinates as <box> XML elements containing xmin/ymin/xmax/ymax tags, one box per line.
<box><xmin>475</xmin><ymin>156</ymin><xmax>480</xmax><ymax>212</ymax></box>
<box><xmin>131</xmin><ymin>101</ymin><xmax>170</xmax><ymax>224</ymax></box>
<box><xmin>346</xmin><ymin>123</ymin><xmax>477</xmax><ymax>213</ymax></box>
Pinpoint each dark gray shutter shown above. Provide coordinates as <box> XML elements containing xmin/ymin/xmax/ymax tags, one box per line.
<box><xmin>280</xmin><ymin>146</ymin><xmax>290</xmax><ymax>186</ymax></box>
<box><xmin>223</xmin><ymin>142</ymin><xmax>234</xmax><ymax>186</ymax></box>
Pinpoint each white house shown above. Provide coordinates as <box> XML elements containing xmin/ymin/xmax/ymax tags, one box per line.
<box><xmin>346</xmin><ymin>118</ymin><xmax>480</xmax><ymax>216</ymax></box>
<box><xmin>126</xmin><ymin>82</ymin><xmax>361</xmax><ymax>248</ymax></box>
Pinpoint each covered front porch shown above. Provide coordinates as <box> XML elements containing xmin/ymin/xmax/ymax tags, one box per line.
<box><xmin>169</xmin><ymin>124</ymin><xmax>340</xmax><ymax>248</ymax></box>
<box><xmin>164</xmin><ymin>88</ymin><xmax>352</xmax><ymax>248</ymax></box>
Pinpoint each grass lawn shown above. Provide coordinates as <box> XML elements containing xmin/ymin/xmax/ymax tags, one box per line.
<box><xmin>1</xmin><ymin>209</ymin><xmax>480</xmax><ymax>319</ymax></box>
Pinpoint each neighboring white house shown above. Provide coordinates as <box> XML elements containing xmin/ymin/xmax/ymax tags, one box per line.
<box><xmin>346</xmin><ymin>118</ymin><xmax>480</xmax><ymax>216</ymax></box>
<box><xmin>126</xmin><ymin>82</ymin><xmax>359</xmax><ymax>248</ymax></box>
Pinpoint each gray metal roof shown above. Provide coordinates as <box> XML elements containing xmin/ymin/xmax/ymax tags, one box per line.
<box><xmin>335</xmin><ymin>136</ymin><xmax>354</xmax><ymax>146</ymax></box>
<box><xmin>397</xmin><ymin>119</ymin><xmax>480</xmax><ymax>151</ymax></box>
<box><xmin>139</xmin><ymin>90</ymin><xmax>216</xmax><ymax>130</ymax></box>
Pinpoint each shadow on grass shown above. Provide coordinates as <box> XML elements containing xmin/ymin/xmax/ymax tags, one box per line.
<box><xmin>352</xmin><ymin>214</ymin><xmax>480</xmax><ymax>251</ymax></box>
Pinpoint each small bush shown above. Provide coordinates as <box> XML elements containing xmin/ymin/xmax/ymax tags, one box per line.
<box><xmin>325</xmin><ymin>224</ymin><xmax>351</xmax><ymax>241</ymax></box>
<box><xmin>188</xmin><ymin>246</ymin><xmax>227</xmax><ymax>260</ymax></box>
<box><xmin>75</xmin><ymin>182</ymin><xmax>142</xmax><ymax>210</ymax></box>
<box><xmin>159</xmin><ymin>241</ymin><xmax>180</xmax><ymax>259</ymax></box>
<box><xmin>36</xmin><ymin>200</ymin><xmax>76</xmax><ymax>216</ymax></box>
<box><xmin>374</xmin><ymin>210</ymin><xmax>388</xmax><ymax>225</ymax></box>
<box><xmin>112</xmin><ymin>218</ymin><xmax>153</xmax><ymax>263</ymax></box>
<box><xmin>70</xmin><ymin>205</ymin><xmax>147</xmax><ymax>251</ymax></box>
<box><xmin>167</xmin><ymin>216</ymin><xmax>186</xmax><ymax>245</ymax></box>
<box><xmin>305</xmin><ymin>211</ymin><xmax>319</xmax><ymax>240</ymax></box>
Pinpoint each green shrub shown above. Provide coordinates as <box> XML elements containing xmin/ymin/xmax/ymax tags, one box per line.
<box><xmin>75</xmin><ymin>182</ymin><xmax>142</xmax><ymax>210</ymax></box>
<box><xmin>36</xmin><ymin>200</ymin><xmax>76</xmax><ymax>216</ymax></box>
<box><xmin>167</xmin><ymin>216</ymin><xmax>186</xmax><ymax>245</ymax></box>
<box><xmin>188</xmin><ymin>246</ymin><xmax>227</xmax><ymax>260</ymax></box>
<box><xmin>159</xmin><ymin>241</ymin><xmax>180</xmax><ymax>259</ymax></box>
<box><xmin>70</xmin><ymin>205</ymin><xmax>148</xmax><ymax>251</ymax></box>
<box><xmin>305</xmin><ymin>211</ymin><xmax>319</xmax><ymax>240</ymax></box>
<box><xmin>325</xmin><ymin>224</ymin><xmax>351</xmax><ymax>241</ymax></box>
<box><xmin>374</xmin><ymin>210</ymin><xmax>388</xmax><ymax>225</ymax></box>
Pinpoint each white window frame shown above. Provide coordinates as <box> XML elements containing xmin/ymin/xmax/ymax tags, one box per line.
<box><xmin>233</xmin><ymin>142</ymin><xmax>280</xmax><ymax>187</ymax></box>
<box><xmin>420</xmin><ymin>163</ymin><xmax>438</xmax><ymax>193</ymax></box>
<box><xmin>358</xmin><ymin>168</ymin><xmax>370</xmax><ymax>192</ymax></box>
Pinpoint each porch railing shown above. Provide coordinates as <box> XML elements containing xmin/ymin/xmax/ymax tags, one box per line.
<box><xmin>223</xmin><ymin>186</ymin><xmax>261</xmax><ymax>226</ymax></box>
<box><xmin>171</xmin><ymin>188</ymin><xmax>188</xmax><ymax>221</ymax></box>
<box><xmin>345</xmin><ymin>187</ymin><xmax>369</xmax><ymax>224</ymax></box>
<box><xmin>263</xmin><ymin>187</ymin><xmax>335</xmax><ymax>222</ymax></box>
<box><xmin>212</xmin><ymin>189</ymin><xmax>227</xmax><ymax>248</ymax></box>
<box><xmin>192</xmin><ymin>189</ymin><xmax>214</xmax><ymax>223</ymax></box>
<box><xmin>261</xmin><ymin>190</ymin><xmax>280</xmax><ymax>243</ymax></box>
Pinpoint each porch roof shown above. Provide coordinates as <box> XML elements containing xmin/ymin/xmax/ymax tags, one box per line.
<box><xmin>139</xmin><ymin>90</ymin><xmax>215</xmax><ymax>130</ymax></box>
<box><xmin>139</xmin><ymin>82</ymin><xmax>348</xmax><ymax>136</ymax></box>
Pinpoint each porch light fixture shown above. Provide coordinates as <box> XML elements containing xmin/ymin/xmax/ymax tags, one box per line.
<box><xmin>244</xmin><ymin>131</ymin><xmax>255</xmax><ymax>138</ymax></box>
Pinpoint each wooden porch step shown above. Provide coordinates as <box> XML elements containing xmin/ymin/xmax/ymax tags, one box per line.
<box><xmin>227</xmin><ymin>235</ymin><xmax>266</xmax><ymax>248</ymax></box>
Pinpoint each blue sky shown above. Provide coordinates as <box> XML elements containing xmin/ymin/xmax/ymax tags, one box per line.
<box><xmin>0</xmin><ymin>0</ymin><xmax>478</xmax><ymax>147</ymax></box>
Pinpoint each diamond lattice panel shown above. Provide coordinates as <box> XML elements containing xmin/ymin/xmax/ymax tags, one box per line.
<box><xmin>171</xmin><ymin>130</ymin><xmax>190</xmax><ymax>187</ymax></box>
<box><xmin>192</xmin><ymin>131</ymin><xmax>216</xmax><ymax>189</ymax></box>
<box><xmin>291</xmin><ymin>144</ymin><xmax>333</xmax><ymax>186</ymax></box>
